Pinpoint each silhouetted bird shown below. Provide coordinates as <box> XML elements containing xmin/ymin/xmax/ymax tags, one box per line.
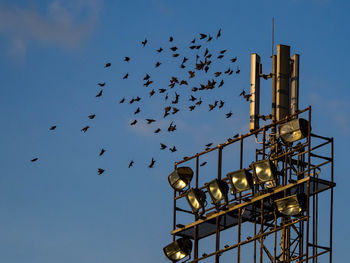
<box><xmin>99</xmin><ymin>148</ymin><xmax>106</xmax><ymax>156</ymax></box>
<box><xmin>218</xmin><ymin>79</ymin><xmax>224</xmax><ymax>88</ymax></box>
<box><xmin>200</xmin><ymin>33</ymin><xmax>207</xmax><ymax>39</ymax></box>
<box><xmin>196</xmin><ymin>98</ymin><xmax>202</xmax><ymax>105</ymax></box>
<box><xmin>231</xmin><ymin>57</ymin><xmax>237</xmax><ymax>63</ymax></box>
<box><xmin>188</xmin><ymin>71</ymin><xmax>195</xmax><ymax>78</ymax></box>
<box><xmin>168</xmin><ymin>122</ymin><xmax>176</xmax><ymax>132</ymax></box>
<box><xmin>124</xmin><ymin>57</ymin><xmax>130</xmax><ymax>62</ymax></box>
<box><xmin>233</xmin><ymin>133</ymin><xmax>239</xmax><ymax>138</ymax></box>
<box><xmin>200</xmin><ymin>161</ymin><xmax>207</xmax><ymax>167</ymax></box>
<box><xmin>119</xmin><ymin>97</ymin><xmax>125</xmax><ymax>104</ymax></box>
<box><xmin>155</xmin><ymin>61</ymin><xmax>161</xmax><ymax>68</ymax></box>
<box><xmin>224</xmin><ymin>68</ymin><xmax>231</xmax><ymax>74</ymax></box>
<box><xmin>189</xmin><ymin>105</ymin><xmax>196</xmax><ymax>111</ymax></box>
<box><xmin>180</xmin><ymin>63</ymin><xmax>185</xmax><ymax>69</ymax></box>
<box><xmin>123</xmin><ymin>73</ymin><xmax>129</xmax><ymax>79</ymax></box>
<box><xmin>226</xmin><ymin>111</ymin><xmax>233</xmax><ymax>118</ymax></box>
<box><xmin>144</xmin><ymin>80</ymin><xmax>154</xmax><ymax>87</ymax></box>
<box><xmin>134</xmin><ymin>107</ymin><xmax>140</xmax><ymax>114</ymax></box>
<box><xmin>146</xmin><ymin>119</ymin><xmax>156</xmax><ymax>124</ymax></box>
<box><xmin>130</xmin><ymin>120</ymin><xmax>137</xmax><ymax>126</ymax></box>
<box><xmin>224</xmin><ymin>245</ymin><xmax>229</xmax><ymax>249</ymax></box>
<box><xmin>128</xmin><ymin>160</ymin><xmax>134</xmax><ymax>168</ymax></box>
<box><xmin>156</xmin><ymin>47</ymin><xmax>163</xmax><ymax>53</ymax></box>
<box><xmin>206</xmin><ymin>143</ymin><xmax>213</xmax><ymax>147</ymax></box>
<box><xmin>216</xmin><ymin>28</ymin><xmax>221</xmax><ymax>39</ymax></box>
<box><xmin>105</xmin><ymin>62</ymin><xmax>111</xmax><ymax>68</ymax></box>
<box><xmin>96</xmin><ymin>89</ymin><xmax>103</xmax><ymax>97</ymax></box>
<box><xmin>172</xmin><ymin>92</ymin><xmax>179</xmax><ymax>104</ymax></box>
<box><xmin>215</xmin><ymin>72</ymin><xmax>222</xmax><ymax>77</ymax></box>
<box><xmin>141</xmin><ymin>38</ymin><xmax>147</xmax><ymax>47</ymax></box>
<box><xmin>170</xmin><ymin>46</ymin><xmax>178</xmax><ymax>51</ymax></box>
<box><xmin>98</xmin><ymin>82</ymin><xmax>105</xmax><ymax>87</ymax></box>
<box><xmin>207</xmin><ymin>35</ymin><xmax>213</xmax><ymax>42</ymax></box>
<box><xmin>209</xmin><ymin>104</ymin><xmax>215</xmax><ymax>111</ymax></box>
<box><xmin>148</xmin><ymin>158</ymin><xmax>155</xmax><ymax>168</ymax></box>
<box><xmin>169</xmin><ymin>36</ymin><xmax>173</xmax><ymax>42</ymax></box>
<box><xmin>217</xmin><ymin>55</ymin><xmax>224</xmax><ymax>59</ymax></box>
<box><xmin>30</xmin><ymin>157</ymin><xmax>38</xmax><ymax>162</ymax></box>
<box><xmin>192</xmin><ymin>87</ymin><xmax>198</xmax><ymax>92</ymax></box>
<box><xmin>180</xmin><ymin>80</ymin><xmax>188</xmax><ymax>85</ymax></box>
<box><xmin>159</xmin><ymin>88</ymin><xmax>166</xmax><ymax>93</ymax></box>
<box><xmin>220</xmin><ymin>49</ymin><xmax>227</xmax><ymax>54</ymax></box>
<box><xmin>236</xmin><ymin>67</ymin><xmax>240</xmax><ymax>74</ymax></box>
<box><xmin>143</xmin><ymin>74</ymin><xmax>150</xmax><ymax>80</ymax></box>
<box><xmin>172</xmin><ymin>53</ymin><xmax>179</xmax><ymax>57</ymax></box>
<box><xmin>182</xmin><ymin>57</ymin><xmax>188</xmax><ymax>64</ymax></box>
<box><xmin>172</xmin><ymin>107</ymin><xmax>179</xmax><ymax>114</ymax></box>
<box><xmin>149</xmin><ymin>89</ymin><xmax>155</xmax><ymax>97</ymax></box>
<box><xmin>189</xmin><ymin>45</ymin><xmax>196</xmax><ymax>50</ymax></box>
<box><xmin>88</xmin><ymin>114</ymin><xmax>96</xmax><ymax>119</ymax></box>
<box><xmin>219</xmin><ymin>100</ymin><xmax>224</xmax><ymax>108</ymax></box>
<box><xmin>169</xmin><ymin>146</ymin><xmax>177</xmax><ymax>152</ymax></box>
<box><xmin>97</xmin><ymin>168</ymin><xmax>105</xmax><ymax>175</ymax></box>
<box><xmin>154</xmin><ymin>128</ymin><xmax>161</xmax><ymax>133</ymax></box>
<box><xmin>160</xmin><ymin>143</ymin><xmax>167</xmax><ymax>150</ymax></box>
<box><xmin>49</xmin><ymin>125</ymin><xmax>56</xmax><ymax>130</ymax></box>
<box><xmin>81</xmin><ymin>126</ymin><xmax>89</xmax><ymax>133</ymax></box>
<box><xmin>191</xmin><ymin>38</ymin><xmax>196</xmax><ymax>43</ymax></box>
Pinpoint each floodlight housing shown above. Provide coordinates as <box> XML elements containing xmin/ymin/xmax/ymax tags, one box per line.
<box><xmin>274</xmin><ymin>194</ymin><xmax>306</xmax><ymax>216</ymax></box>
<box><xmin>186</xmin><ymin>188</ymin><xmax>206</xmax><ymax>214</ymax></box>
<box><xmin>251</xmin><ymin>159</ymin><xmax>277</xmax><ymax>187</ymax></box>
<box><xmin>206</xmin><ymin>179</ymin><xmax>229</xmax><ymax>205</ymax></box>
<box><xmin>168</xmin><ymin>167</ymin><xmax>194</xmax><ymax>191</ymax></box>
<box><xmin>227</xmin><ymin>169</ymin><xmax>253</xmax><ymax>194</ymax></box>
<box><xmin>279</xmin><ymin>118</ymin><xmax>309</xmax><ymax>143</ymax></box>
<box><xmin>163</xmin><ymin>237</ymin><xmax>192</xmax><ymax>261</ymax></box>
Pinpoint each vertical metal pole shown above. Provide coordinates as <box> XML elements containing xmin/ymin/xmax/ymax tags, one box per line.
<box><xmin>250</xmin><ymin>53</ymin><xmax>261</xmax><ymax>131</ymax></box>
<box><xmin>237</xmin><ymin>138</ymin><xmax>243</xmax><ymax>263</ymax></box>
<box><xmin>173</xmin><ymin>163</ymin><xmax>177</xmax><ymax>242</ymax></box>
<box><xmin>330</xmin><ymin>138</ymin><xmax>334</xmax><ymax>263</ymax></box>
<box><xmin>260</xmin><ymin>200</ymin><xmax>264</xmax><ymax>263</ymax></box>
<box><xmin>194</xmin><ymin>156</ymin><xmax>200</xmax><ymax>260</ymax></box>
<box><xmin>215</xmin><ymin>147</ymin><xmax>223</xmax><ymax>263</ymax></box>
<box><xmin>306</xmin><ymin>106</ymin><xmax>312</xmax><ymax>262</ymax></box>
<box><xmin>291</xmin><ymin>54</ymin><xmax>300</xmax><ymax>116</ymax></box>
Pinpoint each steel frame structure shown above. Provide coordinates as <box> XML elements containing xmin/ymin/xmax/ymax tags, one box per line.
<box><xmin>169</xmin><ymin>106</ymin><xmax>335</xmax><ymax>263</ymax></box>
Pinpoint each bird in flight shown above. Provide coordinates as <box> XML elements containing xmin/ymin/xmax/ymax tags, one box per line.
<box><xmin>134</xmin><ymin>107</ymin><xmax>140</xmax><ymax>115</ymax></box>
<box><xmin>142</xmin><ymin>38</ymin><xmax>147</xmax><ymax>47</ymax></box>
<box><xmin>160</xmin><ymin>143</ymin><xmax>167</xmax><ymax>150</ymax></box>
<box><xmin>105</xmin><ymin>62</ymin><xmax>111</xmax><ymax>68</ymax></box>
<box><xmin>155</xmin><ymin>61</ymin><xmax>161</xmax><ymax>68</ymax></box>
<box><xmin>81</xmin><ymin>126</ymin><xmax>89</xmax><ymax>133</ymax></box>
<box><xmin>96</xmin><ymin>89</ymin><xmax>103</xmax><ymax>97</ymax></box>
<box><xmin>98</xmin><ymin>82</ymin><xmax>105</xmax><ymax>87</ymax></box>
<box><xmin>130</xmin><ymin>120</ymin><xmax>137</xmax><ymax>126</ymax></box>
<box><xmin>146</xmin><ymin>118</ymin><xmax>156</xmax><ymax>124</ymax></box>
<box><xmin>30</xmin><ymin>157</ymin><xmax>38</xmax><ymax>162</ymax></box>
<box><xmin>154</xmin><ymin>128</ymin><xmax>161</xmax><ymax>133</ymax></box>
<box><xmin>97</xmin><ymin>168</ymin><xmax>105</xmax><ymax>175</ymax></box>
<box><xmin>156</xmin><ymin>47</ymin><xmax>163</xmax><ymax>53</ymax></box>
<box><xmin>88</xmin><ymin>114</ymin><xmax>96</xmax><ymax>119</ymax></box>
<box><xmin>99</xmin><ymin>148</ymin><xmax>106</xmax><ymax>156</ymax></box>
<box><xmin>148</xmin><ymin>158</ymin><xmax>156</xmax><ymax>168</ymax></box>
<box><xmin>124</xmin><ymin>57</ymin><xmax>130</xmax><ymax>62</ymax></box>
<box><xmin>200</xmin><ymin>161</ymin><xmax>207</xmax><ymax>167</ymax></box>
<box><xmin>226</xmin><ymin>111</ymin><xmax>233</xmax><ymax>118</ymax></box>
<box><xmin>216</xmin><ymin>28</ymin><xmax>221</xmax><ymax>39</ymax></box>
<box><xmin>49</xmin><ymin>125</ymin><xmax>56</xmax><ymax>130</ymax></box>
<box><xmin>123</xmin><ymin>73</ymin><xmax>129</xmax><ymax>79</ymax></box>
<box><xmin>169</xmin><ymin>146</ymin><xmax>177</xmax><ymax>152</ymax></box>
<box><xmin>119</xmin><ymin>97</ymin><xmax>125</xmax><ymax>104</ymax></box>
<box><xmin>128</xmin><ymin>160</ymin><xmax>134</xmax><ymax>168</ymax></box>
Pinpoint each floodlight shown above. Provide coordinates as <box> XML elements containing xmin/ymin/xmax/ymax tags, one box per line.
<box><xmin>251</xmin><ymin>159</ymin><xmax>277</xmax><ymax>187</ymax></box>
<box><xmin>186</xmin><ymin>188</ymin><xmax>206</xmax><ymax>214</ymax></box>
<box><xmin>227</xmin><ymin>169</ymin><xmax>253</xmax><ymax>194</ymax></box>
<box><xmin>168</xmin><ymin>167</ymin><xmax>193</xmax><ymax>191</ymax></box>
<box><xmin>163</xmin><ymin>237</ymin><xmax>192</xmax><ymax>262</ymax></box>
<box><xmin>279</xmin><ymin>118</ymin><xmax>309</xmax><ymax>143</ymax></box>
<box><xmin>274</xmin><ymin>194</ymin><xmax>306</xmax><ymax>216</ymax></box>
<box><xmin>206</xmin><ymin>179</ymin><xmax>229</xmax><ymax>205</ymax></box>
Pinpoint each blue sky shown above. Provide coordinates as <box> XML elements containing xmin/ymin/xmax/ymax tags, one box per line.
<box><xmin>0</xmin><ymin>0</ymin><xmax>349</xmax><ymax>262</ymax></box>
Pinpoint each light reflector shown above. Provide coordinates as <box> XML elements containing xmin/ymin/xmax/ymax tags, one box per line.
<box><xmin>275</xmin><ymin>194</ymin><xmax>305</xmax><ymax>216</ymax></box>
<box><xmin>279</xmin><ymin>118</ymin><xmax>309</xmax><ymax>143</ymax></box>
<box><xmin>206</xmin><ymin>179</ymin><xmax>229</xmax><ymax>205</ymax></box>
<box><xmin>168</xmin><ymin>167</ymin><xmax>193</xmax><ymax>191</ymax></box>
<box><xmin>186</xmin><ymin>188</ymin><xmax>206</xmax><ymax>214</ymax></box>
<box><xmin>163</xmin><ymin>238</ymin><xmax>192</xmax><ymax>261</ymax></box>
<box><xmin>227</xmin><ymin>169</ymin><xmax>253</xmax><ymax>194</ymax></box>
<box><xmin>251</xmin><ymin>159</ymin><xmax>277</xmax><ymax>186</ymax></box>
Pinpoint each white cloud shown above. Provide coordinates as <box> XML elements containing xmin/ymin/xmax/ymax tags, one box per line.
<box><xmin>0</xmin><ymin>0</ymin><xmax>101</xmax><ymax>55</ymax></box>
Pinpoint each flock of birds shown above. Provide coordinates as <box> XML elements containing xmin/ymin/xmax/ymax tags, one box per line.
<box><xmin>30</xmin><ymin>29</ymin><xmax>250</xmax><ymax>175</ymax></box>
